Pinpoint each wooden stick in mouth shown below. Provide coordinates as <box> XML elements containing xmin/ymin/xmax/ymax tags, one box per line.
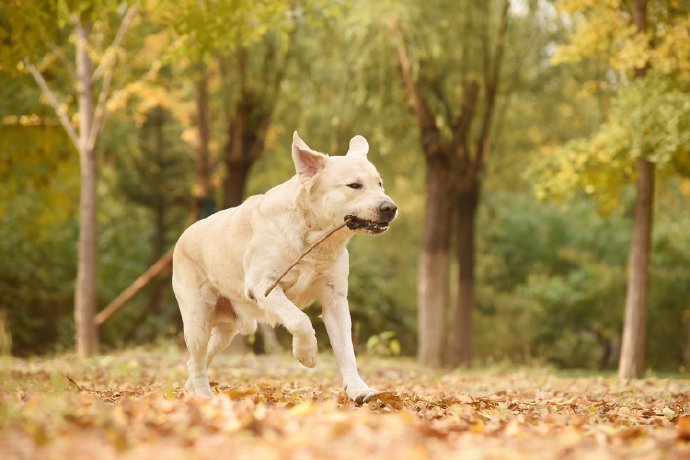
<box><xmin>263</xmin><ymin>220</ymin><xmax>351</xmax><ymax>297</ymax></box>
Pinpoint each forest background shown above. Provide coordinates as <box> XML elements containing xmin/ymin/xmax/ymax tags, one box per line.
<box><xmin>0</xmin><ymin>0</ymin><xmax>689</xmax><ymax>376</ymax></box>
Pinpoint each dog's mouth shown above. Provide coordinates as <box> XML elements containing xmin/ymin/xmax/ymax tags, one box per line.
<box><xmin>344</xmin><ymin>215</ymin><xmax>390</xmax><ymax>234</ymax></box>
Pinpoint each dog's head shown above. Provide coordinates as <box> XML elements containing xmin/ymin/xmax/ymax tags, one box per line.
<box><xmin>292</xmin><ymin>131</ymin><xmax>398</xmax><ymax>235</ymax></box>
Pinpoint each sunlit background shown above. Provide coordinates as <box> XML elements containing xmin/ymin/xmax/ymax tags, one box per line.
<box><xmin>0</xmin><ymin>0</ymin><xmax>688</xmax><ymax>376</ymax></box>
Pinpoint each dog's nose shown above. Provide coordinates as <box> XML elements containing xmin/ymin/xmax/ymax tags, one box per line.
<box><xmin>378</xmin><ymin>200</ymin><xmax>398</xmax><ymax>221</ymax></box>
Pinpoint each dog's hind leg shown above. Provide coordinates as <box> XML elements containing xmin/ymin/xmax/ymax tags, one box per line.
<box><xmin>173</xmin><ymin>265</ymin><xmax>215</xmax><ymax>398</ymax></box>
<box><xmin>181</xmin><ymin>313</ymin><xmax>214</xmax><ymax>398</ymax></box>
<box><xmin>205</xmin><ymin>323</ymin><xmax>238</xmax><ymax>367</ymax></box>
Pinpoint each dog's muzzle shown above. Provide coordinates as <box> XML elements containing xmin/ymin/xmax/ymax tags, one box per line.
<box><xmin>344</xmin><ymin>215</ymin><xmax>391</xmax><ymax>235</ymax></box>
<box><xmin>345</xmin><ymin>200</ymin><xmax>397</xmax><ymax>235</ymax></box>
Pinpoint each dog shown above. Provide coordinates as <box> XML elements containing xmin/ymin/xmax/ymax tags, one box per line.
<box><xmin>172</xmin><ymin>131</ymin><xmax>398</xmax><ymax>403</ymax></box>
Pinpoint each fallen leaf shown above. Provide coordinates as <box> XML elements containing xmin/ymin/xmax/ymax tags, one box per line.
<box><xmin>368</xmin><ymin>391</ymin><xmax>404</xmax><ymax>410</ymax></box>
<box><xmin>678</xmin><ymin>415</ymin><xmax>690</xmax><ymax>441</ymax></box>
<box><xmin>223</xmin><ymin>387</ymin><xmax>258</xmax><ymax>400</ymax></box>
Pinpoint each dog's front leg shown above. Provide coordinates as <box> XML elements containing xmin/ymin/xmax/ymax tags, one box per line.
<box><xmin>254</xmin><ymin>286</ymin><xmax>317</xmax><ymax>368</ymax></box>
<box><xmin>320</xmin><ymin>284</ymin><xmax>378</xmax><ymax>404</ymax></box>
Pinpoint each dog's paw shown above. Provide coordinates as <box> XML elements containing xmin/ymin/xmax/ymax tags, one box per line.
<box><xmin>184</xmin><ymin>376</ymin><xmax>215</xmax><ymax>398</ymax></box>
<box><xmin>293</xmin><ymin>334</ymin><xmax>317</xmax><ymax>368</ymax></box>
<box><xmin>345</xmin><ymin>382</ymin><xmax>378</xmax><ymax>404</ymax></box>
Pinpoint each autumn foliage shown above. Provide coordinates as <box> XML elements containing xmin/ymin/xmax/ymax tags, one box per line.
<box><xmin>2</xmin><ymin>347</ymin><xmax>689</xmax><ymax>459</ymax></box>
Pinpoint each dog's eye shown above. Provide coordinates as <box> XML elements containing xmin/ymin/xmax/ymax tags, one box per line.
<box><xmin>347</xmin><ymin>183</ymin><xmax>363</xmax><ymax>190</ymax></box>
<box><xmin>379</xmin><ymin>182</ymin><xmax>383</xmax><ymax>188</ymax></box>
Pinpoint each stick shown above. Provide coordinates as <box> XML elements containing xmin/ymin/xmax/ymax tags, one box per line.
<box><xmin>94</xmin><ymin>249</ymin><xmax>173</xmax><ymax>326</ymax></box>
<box><xmin>264</xmin><ymin>222</ymin><xmax>350</xmax><ymax>297</ymax></box>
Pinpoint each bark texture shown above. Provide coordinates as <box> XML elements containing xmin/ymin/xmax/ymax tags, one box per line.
<box><xmin>417</xmin><ymin>161</ymin><xmax>452</xmax><ymax>366</ymax></box>
<box><xmin>74</xmin><ymin>19</ymin><xmax>98</xmax><ymax>357</ymax></box>
<box><xmin>618</xmin><ymin>0</ymin><xmax>651</xmax><ymax>380</ymax></box>
<box><xmin>448</xmin><ymin>186</ymin><xmax>478</xmax><ymax>366</ymax></box>
<box><xmin>619</xmin><ymin>158</ymin><xmax>654</xmax><ymax>378</ymax></box>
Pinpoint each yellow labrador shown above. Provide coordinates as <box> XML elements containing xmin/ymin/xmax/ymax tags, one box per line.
<box><xmin>172</xmin><ymin>132</ymin><xmax>397</xmax><ymax>402</ymax></box>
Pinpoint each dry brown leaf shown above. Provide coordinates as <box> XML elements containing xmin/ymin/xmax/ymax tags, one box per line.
<box><xmin>367</xmin><ymin>391</ymin><xmax>404</xmax><ymax>410</ymax></box>
<box><xmin>3</xmin><ymin>349</ymin><xmax>690</xmax><ymax>459</ymax></box>
<box><xmin>223</xmin><ymin>387</ymin><xmax>258</xmax><ymax>400</ymax></box>
<box><xmin>678</xmin><ymin>415</ymin><xmax>690</xmax><ymax>441</ymax></box>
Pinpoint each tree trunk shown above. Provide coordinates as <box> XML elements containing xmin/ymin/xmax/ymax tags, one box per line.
<box><xmin>618</xmin><ymin>158</ymin><xmax>654</xmax><ymax>379</ymax></box>
<box><xmin>74</xmin><ymin>19</ymin><xmax>98</xmax><ymax>357</ymax></box>
<box><xmin>151</xmin><ymin>108</ymin><xmax>166</xmax><ymax>316</ymax></box>
<box><xmin>194</xmin><ymin>64</ymin><xmax>214</xmax><ymax>220</ymax></box>
<box><xmin>150</xmin><ymin>200</ymin><xmax>166</xmax><ymax>316</ymax></box>
<box><xmin>223</xmin><ymin>158</ymin><xmax>251</xmax><ymax>208</ymax></box>
<box><xmin>447</xmin><ymin>184</ymin><xmax>478</xmax><ymax>367</ymax></box>
<box><xmin>417</xmin><ymin>160</ymin><xmax>452</xmax><ymax>367</ymax></box>
<box><xmin>216</xmin><ymin>43</ymin><xmax>287</xmax><ymax>351</ymax></box>
<box><xmin>684</xmin><ymin>316</ymin><xmax>690</xmax><ymax>371</ymax></box>
<box><xmin>618</xmin><ymin>0</ymin><xmax>651</xmax><ymax>380</ymax></box>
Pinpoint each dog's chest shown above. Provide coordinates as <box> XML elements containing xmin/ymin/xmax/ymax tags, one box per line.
<box><xmin>280</xmin><ymin>254</ymin><xmax>332</xmax><ymax>308</ymax></box>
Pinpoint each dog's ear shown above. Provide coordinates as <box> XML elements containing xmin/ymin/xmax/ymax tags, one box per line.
<box><xmin>292</xmin><ymin>131</ymin><xmax>328</xmax><ymax>183</ymax></box>
<box><xmin>346</xmin><ymin>135</ymin><xmax>369</xmax><ymax>157</ymax></box>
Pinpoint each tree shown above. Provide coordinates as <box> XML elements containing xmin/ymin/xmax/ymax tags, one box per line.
<box><xmin>193</xmin><ymin>62</ymin><xmax>214</xmax><ymax>220</ymax></box>
<box><xmin>163</xmin><ymin>0</ymin><xmax>297</xmax><ymax>211</ymax></box>
<box><xmin>390</xmin><ymin>0</ymin><xmax>511</xmax><ymax>366</ymax></box>
<box><xmin>532</xmin><ymin>0</ymin><xmax>690</xmax><ymax>378</ymax></box>
<box><xmin>620</xmin><ymin>0</ymin><xmax>652</xmax><ymax>381</ymax></box>
<box><xmin>1</xmin><ymin>1</ymin><xmax>139</xmax><ymax>356</ymax></box>
<box><xmin>217</xmin><ymin>32</ymin><xmax>295</xmax><ymax>209</ymax></box>
<box><xmin>165</xmin><ymin>0</ymin><xmax>337</xmax><ymax>353</ymax></box>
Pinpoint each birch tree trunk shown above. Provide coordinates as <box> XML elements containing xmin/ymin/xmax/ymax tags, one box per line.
<box><xmin>619</xmin><ymin>157</ymin><xmax>654</xmax><ymax>378</ymax></box>
<box><xmin>26</xmin><ymin>5</ymin><xmax>137</xmax><ymax>356</ymax></box>
<box><xmin>74</xmin><ymin>18</ymin><xmax>98</xmax><ymax>357</ymax></box>
<box><xmin>618</xmin><ymin>0</ymin><xmax>651</xmax><ymax>380</ymax></box>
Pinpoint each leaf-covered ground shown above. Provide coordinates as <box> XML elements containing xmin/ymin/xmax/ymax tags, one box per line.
<box><xmin>1</xmin><ymin>346</ymin><xmax>689</xmax><ymax>459</ymax></box>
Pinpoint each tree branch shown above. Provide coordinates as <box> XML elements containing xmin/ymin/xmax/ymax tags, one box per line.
<box><xmin>247</xmin><ymin>23</ymin><xmax>299</xmax><ymax>163</ymax></box>
<box><xmin>474</xmin><ymin>0</ymin><xmax>510</xmax><ymax>173</ymax></box>
<box><xmin>25</xmin><ymin>60</ymin><xmax>80</xmax><ymax>151</ymax></box>
<box><xmin>86</xmin><ymin>60</ymin><xmax>114</xmax><ymax>152</ymax></box>
<box><xmin>480</xmin><ymin>1</ymin><xmax>491</xmax><ymax>91</ymax></box>
<box><xmin>95</xmin><ymin>249</ymin><xmax>173</xmax><ymax>326</ymax></box>
<box><xmin>86</xmin><ymin>3</ymin><xmax>139</xmax><ymax>150</ymax></box>
<box><xmin>451</xmin><ymin>80</ymin><xmax>480</xmax><ymax>137</ymax></box>
<box><xmin>389</xmin><ymin>19</ymin><xmax>434</xmax><ymax>131</ymax></box>
<box><xmin>92</xmin><ymin>4</ymin><xmax>139</xmax><ymax>82</ymax></box>
<box><xmin>489</xmin><ymin>0</ymin><xmax>510</xmax><ymax>96</ymax></box>
<box><xmin>389</xmin><ymin>18</ymin><xmax>443</xmax><ymax>157</ymax></box>
<box><xmin>429</xmin><ymin>73</ymin><xmax>453</xmax><ymax>127</ymax></box>
<box><xmin>451</xmin><ymin>80</ymin><xmax>480</xmax><ymax>164</ymax></box>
